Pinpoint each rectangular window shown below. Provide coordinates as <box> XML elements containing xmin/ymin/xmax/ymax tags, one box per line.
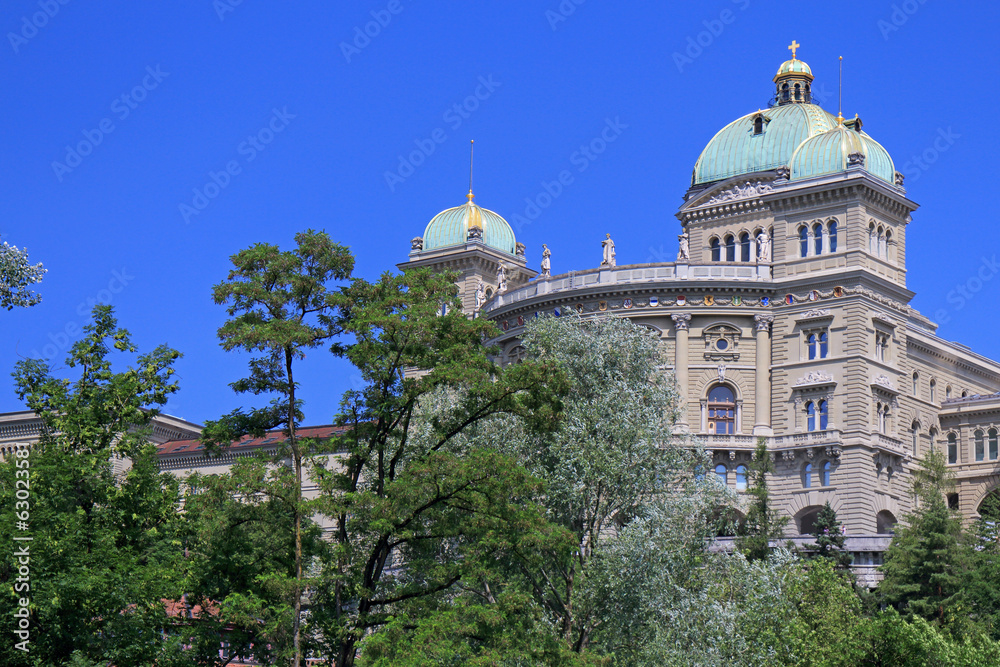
<box><xmin>991</xmin><ymin>430</ymin><xmax>999</xmax><ymax>460</ymax></box>
<box><xmin>976</xmin><ymin>432</ymin><xmax>985</xmax><ymax>461</ymax></box>
<box><xmin>948</xmin><ymin>435</ymin><xmax>958</xmax><ymax>464</ymax></box>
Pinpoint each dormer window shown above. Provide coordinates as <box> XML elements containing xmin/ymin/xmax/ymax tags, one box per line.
<box><xmin>753</xmin><ymin>114</ymin><xmax>764</xmax><ymax>135</ymax></box>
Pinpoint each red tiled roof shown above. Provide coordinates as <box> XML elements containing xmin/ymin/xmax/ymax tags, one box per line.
<box><xmin>157</xmin><ymin>424</ymin><xmax>350</xmax><ymax>457</ymax></box>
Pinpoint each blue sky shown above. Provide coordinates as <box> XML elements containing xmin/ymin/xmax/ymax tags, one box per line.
<box><xmin>2</xmin><ymin>0</ymin><xmax>998</xmax><ymax>426</ymax></box>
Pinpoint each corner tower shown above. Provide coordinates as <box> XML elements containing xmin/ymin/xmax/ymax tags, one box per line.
<box><xmin>398</xmin><ymin>163</ymin><xmax>534</xmax><ymax>316</ymax></box>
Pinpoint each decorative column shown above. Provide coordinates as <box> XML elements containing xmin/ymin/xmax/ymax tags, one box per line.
<box><xmin>754</xmin><ymin>314</ymin><xmax>774</xmax><ymax>436</ymax></box>
<box><xmin>672</xmin><ymin>313</ymin><xmax>692</xmax><ymax>432</ymax></box>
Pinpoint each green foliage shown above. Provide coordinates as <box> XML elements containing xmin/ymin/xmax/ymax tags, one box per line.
<box><xmin>201</xmin><ymin>229</ymin><xmax>353</xmax><ymax>665</ymax></box>
<box><xmin>0</xmin><ymin>306</ymin><xmax>183</xmax><ymax>665</ymax></box>
<box><xmin>880</xmin><ymin>450</ymin><xmax>971</xmax><ymax>627</ymax></box>
<box><xmin>966</xmin><ymin>492</ymin><xmax>1000</xmax><ymax>639</ymax></box>
<box><xmin>0</xmin><ymin>237</ymin><xmax>45</xmax><ymax>310</ymax></box>
<box><xmin>305</xmin><ymin>267</ymin><xmax>564</xmax><ymax>666</ymax></box>
<box><xmin>807</xmin><ymin>502</ymin><xmax>853</xmax><ymax>568</ymax></box>
<box><xmin>501</xmin><ymin>314</ymin><xmax>694</xmax><ymax>654</ymax></box>
<box><xmin>737</xmin><ymin>437</ymin><xmax>789</xmax><ymax>561</ymax></box>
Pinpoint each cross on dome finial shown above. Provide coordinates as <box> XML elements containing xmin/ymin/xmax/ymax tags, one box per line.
<box><xmin>788</xmin><ymin>40</ymin><xmax>800</xmax><ymax>59</ymax></box>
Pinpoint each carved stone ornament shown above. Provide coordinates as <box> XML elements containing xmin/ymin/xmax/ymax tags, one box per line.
<box><xmin>729</xmin><ymin>450</ymin><xmax>737</xmax><ymax>461</ymax></box>
<box><xmin>754</xmin><ymin>314</ymin><xmax>774</xmax><ymax>332</ymax></box>
<box><xmin>847</xmin><ymin>152</ymin><xmax>866</xmax><ymax>167</ymax></box>
<box><xmin>775</xmin><ymin>165</ymin><xmax>791</xmax><ymax>180</ymax></box>
<box><xmin>894</xmin><ymin>171</ymin><xmax>905</xmax><ymax>186</ymax></box>
<box><xmin>717</xmin><ymin>364</ymin><xmax>727</xmax><ymax>383</ymax></box>
<box><xmin>799</xmin><ymin>308</ymin><xmax>831</xmax><ymax>320</ymax></box>
<box><xmin>795</xmin><ymin>371</ymin><xmax>834</xmax><ymax>386</ymax></box>
<box><xmin>671</xmin><ymin>313</ymin><xmax>692</xmax><ymax>331</ymax></box>
<box><xmin>705</xmin><ymin>180</ymin><xmax>774</xmax><ymax>205</ymax></box>
<box><xmin>411</xmin><ymin>237</ymin><xmax>424</xmax><ymax>251</ymax></box>
<box><xmin>782</xmin><ymin>450</ymin><xmax>796</xmax><ymax>462</ymax></box>
<box><xmin>873</xmin><ymin>374</ymin><xmax>896</xmax><ymax>391</ymax></box>
<box><xmin>825</xmin><ymin>446</ymin><xmax>842</xmax><ymax>459</ymax></box>
<box><xmin>805</xmin><ymin>448</ymin><xmax>815</xmax><ymax>460</ymax></box>
<box><xmin>467</xmin><ymin>227</ymin><xmax>483</xmax><ymax>242</ymax></box>
<box><xmin>515</xmin><ymin>242</ymin><xmax>526</xmax><ymax>258</ymax></box>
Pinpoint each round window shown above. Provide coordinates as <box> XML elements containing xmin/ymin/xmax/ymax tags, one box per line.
<box><xmin>716</xmin><ymin>338</ymin><xmax>729</xmax><ymax>351</ymax></box>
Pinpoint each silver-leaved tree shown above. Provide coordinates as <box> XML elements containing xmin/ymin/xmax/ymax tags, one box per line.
<box><xmin>0</xmin><ymin>237</ymin><xmax>45</xmax><ymax>310</ymax></box>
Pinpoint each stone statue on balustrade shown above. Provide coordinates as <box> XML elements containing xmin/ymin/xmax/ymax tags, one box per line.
<box><xmin>601</xmin><ymin>234</ymin><xmax>616</xmax><ymax>268</ymax></box>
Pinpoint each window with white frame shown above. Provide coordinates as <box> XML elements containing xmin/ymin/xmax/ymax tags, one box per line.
<box><xmin>805</xmin><ymin>328</ymin><xmax>829</xmax><ymax>360</ymax></box>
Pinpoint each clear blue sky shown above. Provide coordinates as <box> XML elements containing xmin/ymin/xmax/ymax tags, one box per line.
<box><xmin>2</xmin><ymin>0</ymin><xmax>998</xmax><ymax>426</ymax></box>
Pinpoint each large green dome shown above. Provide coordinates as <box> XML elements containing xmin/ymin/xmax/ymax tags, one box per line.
<box><xmin>692</xmin><ymin>50</ymin><xmax>899</xmax><ymax>187</ymax></box>
<box><xmin>790</xmin><ymin>124</ymin><xmax>895</xmax><ymax>184</ymax></box>
<box><xmin>422</xmin><ymin>194</ymin><xmax>516</xmax><ymax>254</ymax></box>
<box><xmin>693</xmin><ymin>103</ymin><xmax>839</xmax><ymax>185</ymax></box>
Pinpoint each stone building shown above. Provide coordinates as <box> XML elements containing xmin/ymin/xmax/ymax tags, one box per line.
<box><xmin>399</xmin><ymin>45</ymin><xmax>1000</xmax><ymax>582</ymax></box>
<box><xmin>4</xmin><ymin>44</ymin><xmax>999</xmax><ymax>586</ymax></box>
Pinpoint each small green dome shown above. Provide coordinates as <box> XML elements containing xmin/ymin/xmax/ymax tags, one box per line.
<box><xmin>693</xmin><ymin>103</ymin><xmax>839</xmax><ymax>185</ymax></box>
<box><xmin>422</xmin><ymin>194</ymin><xmax>516</xmax><ymax>254</ymax></box>
<box><xmin>775</xmin><ymin>58</ymin><xmax>812</xmax><ymax>78</ymax></box>
<box><xmin>789</xmin><ymin>124</ymin><xmax>896</xmax><ymax>184</ymax></box>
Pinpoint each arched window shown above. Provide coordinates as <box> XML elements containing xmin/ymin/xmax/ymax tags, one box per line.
<box><xmin>819</xmin><ymin>332</ymin><xmax>828</xmax><ymax>358</ymax></box>
<box><xmin>710</xmin><ymin>237</ymin><xmax>721</xmax><ymax>262</ymax></box>
<box><xmin>930</xmin><ymin>379</ymin><xmax>937</xmax><ymax>403</ymax></box>
<box><xmin>781</xmin><ymin>83</ymin><xmax>790</xmax><ymax>102</ymax></box>
<box><xmin>962</xmin><ymin>390</ymin><xmax>969</xmax><ymax>398</ymax></box>
<box><xmin>990</xmin><ymin>428</ymin><xmax>999</xmax><ymax>460</ymax></box>
<box><xmin>724</xmin><ymin>235</ymin><xmax>736</xmax><ymax>262</ymax></box>
<box><xmin>976</xmin><ymin>430</ymin><xmax>985</xmax><ymax>461</ymax></box>
<box><xmin>876</xmin><ymin>510</ymin><xmax>897</xmax><ymax>535</ymax></box>
<box><xmin>912</xmin><ymin>372</ymin><xmax>919</xmax><ymax>396</ymax></box>
<box><xmin>807</xmin><ymin>333</ymin><xmax>818</xmax><ymax>360</ymax></box>
<box><xmin>885</xmin><ymin>230</ymin><xmax>893</xmax><ymax>260</ymax></box>
<box><xmin>740</xmin><ymin>232</ymin><xmax>751</xmax><ymax>262</ymax></box>
<box><xmin>794</xmin><ymin>83</ymin><xmax>801</xmax><ymax>101</ymax></box>
<box><xmin>827</xmin><ymin>220</ymin><xmax>838</xmax><ymax>252</ymax></box>
<box><xmin>911</xmin><ymin>421</ymin><xmax>920</xmax><ymax>455</ymax></box>
<box><xmin>946</xmin><ymin>385</ymin><xmax>953</xmax><ymax>400</ymax></box>
<box><xmin>878</xmin><ymin>226</ymin><xmax>886</xmax><ymax>258</ymax></box>
<box><xmin>735</xmin><ymin>465</ymin><xmax>748</xmax><ymax>491</ymax></box>
<box><xmin>821</xmin><ymin>460</ymin><xmax>831</xmax><ymax>486</ymax></box>
<box><xmin>715</xmin><ymin>464</ymin><xmax>728</xmax><ymax>485</ymax></box>
<box><xmin>813</xmin><ymin>222</ymin><xmax>824</xmax><ymax>255</ymax></box>
<box><xmin>707</xmin><ymin>385</ymin><xmax>736</xmax><ymax>435</ymax></box>
<box><xmin>806</xmin><ymin>401</ymin><xmax>816</xmax><ymax>432</ymax></box>
<box><xmin>753</xmin><ymin>115</ymin><xmax>764</xmax><ymax>134</ymax></box>
<box><xmin>948</xmin><ymin>432</ymin><xmax>958</xmax><ymax>464</ymax></box>
<box><xmin>819</xmin><ymin>400</ymin><xmax>828</xmax><ymax>430</ymax></box>
<box><xmin>799</xmin><ymin>226</ymin><xmax>809</xmax><ymax>258</ymax></box>
<box><xmin>803</xmin><ymin>463</ymin><xmax>813</xmax><ymax>488</ymax></box>
<box><xmin>869</xmin><ymin>222</ymin><xmax>877</xmax><ymax>254</ymax></box>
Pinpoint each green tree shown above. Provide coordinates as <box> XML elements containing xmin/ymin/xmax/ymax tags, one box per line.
<box><xmin>966</xmin><ymin>491</ymin><xmax>1000</xmax><ymax>639</ymax></box>
<box><xmin>879</xmin><ymin>449</ymin><xmax>970</xmax><ymax>628</ymax></box>
<box><xmin>807</xmin><ymin>501</ymin><xmax>852</xmax><ymax>568</ymax></box>
<box><xmin>737</xmin><ymin>437</ymin><xmax>789</xmax><ymax>561</ymax></box>
<box><xmin>0</xmin><ymin>306</ymin><xmax>183</xmax><ymax>665</ymax></box>
<box><xmin>486</xmin><ymin>314</ymin><xmax>702</xmax><ymax>658</ymax></box>
<box><xmin>201</xmin><ymin>229</ymin><xmax>353</xmax><ymax>665</ymax></box>
<box><xmin>308</xmin><ymin>267</ymin><xmax>564</xmax><ymax>666</ymax></box>
<box><xmin>0</xmin><ymin>236</ymin><xmax>45</xmax><ymax>310</ymax></box>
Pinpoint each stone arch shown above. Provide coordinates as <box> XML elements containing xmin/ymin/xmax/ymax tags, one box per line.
<box><xmin>695</xmin><ymin>369</ymin><xmax>749</xmax><ymax>402</ymax></box>
<box><xmin>971</xmin><ymin>476</ymin><xmax>1000</xmax><ymax>516</ymax></box>
<box><xmin>872</xmin><ymin>494</ymin><xmax>902</xmax><ymax>528</ymax></box>
<box><xmin>786</xmin><ymin>489</ymin><xmax>840</xmax><ymax>518</ymax></box>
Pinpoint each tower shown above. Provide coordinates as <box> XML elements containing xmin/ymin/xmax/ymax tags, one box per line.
<box><xmin>398</xmin><ymin>163</ymin><xmax>534</xmax><ymax>316</ymax></box>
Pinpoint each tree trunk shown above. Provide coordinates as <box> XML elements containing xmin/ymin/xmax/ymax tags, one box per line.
<box><xmin>288</xmin><ymin>348</ymin><xmax>303</xmax><ymax>667</ymax></box>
